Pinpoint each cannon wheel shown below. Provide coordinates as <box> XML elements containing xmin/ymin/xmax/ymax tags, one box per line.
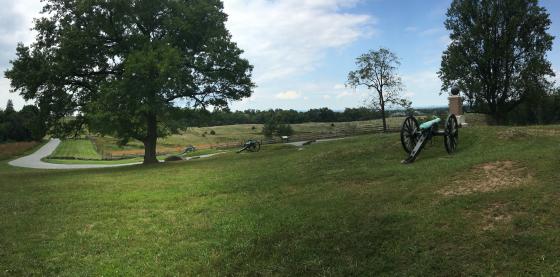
<box><xmin>248</xmin><ymin>141</ymin><xmax>261</xmax><ymax>152</ymax></box>
<box><xmin>444</xmin><ymin>114</ymin><xmax>459</xmax><ymax>154</ymax></box>
<box><xmin>400</xmin><ymin>116</ymin><xmax>419</xmax><ymax>154</ymax></box>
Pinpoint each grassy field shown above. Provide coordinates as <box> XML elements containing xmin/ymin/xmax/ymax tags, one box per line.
<box><xmin>94</xmin><ymin>115</ymin><xmax>490</xmax><ymax>157</ymax></box>
<box><xmin>0</xmin><ymin>141</ymin><xmax>42</xmax><ymax>161</ymax></box>
<box><xmin>93</xmin><ymin>117</ymin><xmax>409</xmax><ymax>157</ymax></box>
<box><xmin>4</xmin><ymin>124</ymin><xmax>556</xmax><ymax>275</ymax></box>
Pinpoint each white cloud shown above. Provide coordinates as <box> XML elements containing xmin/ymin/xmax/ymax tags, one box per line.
<box><xmin>333</xmin><ymin>83</ymin><xmax>346</xmax><ymax>90</ymax></box>
<box><xmin>336</xmin><ymin>91</ymin><xmax>353</xmax><ymax>98</ymax></box>
<box><xmin>402</xmin><ymin>70</ymin><xmax>444</xmax><ymax>106</ymax></box>
<box><xmin>418</xmin><ymin>27</ymin><xmax>443</xmax><ymax>36</ymax></box>
<box><xmin>322</xmin><ymin>95</ymin><xmax>332</xmax><ymax>100</ymax></box>
<box><xmin>223</xmin><ymin>0</ymin><xmax>375</xmax><ymax>83</ymax></box>
<box><xmin>275</xmin><ymin>90</ymin><xmax>301</xmax><ymax>100</ymax></box>
<box><xmin>0</xmin><ymin>0</ymin><xmax>43</xmax><ymax>109</ymax></box>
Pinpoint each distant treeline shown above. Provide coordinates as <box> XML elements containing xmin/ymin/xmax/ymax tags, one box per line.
<box><xmin>176</xmin><ymin>107</ymin><xmax>449</xmax><ymax>127</ymax></box>
<box><xmin>0</xmin><ymin>100</ymin><xmax>47</xmax><ymax>143</ymax></box>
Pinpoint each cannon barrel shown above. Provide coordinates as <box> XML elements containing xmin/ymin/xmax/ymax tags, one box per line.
<box><xmin>419</xmin><ymin>117</ymin><xmax>441</xmax><ymax>130</ymax></box>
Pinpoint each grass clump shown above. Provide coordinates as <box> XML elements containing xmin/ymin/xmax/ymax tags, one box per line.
<box><xmin>164</xmin><ymin>155</ymin><xmax>183</xmax><ymax>162</ymax></box>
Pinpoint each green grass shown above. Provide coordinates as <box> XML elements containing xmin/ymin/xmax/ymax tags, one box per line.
<box><xmin>45</xmin><ymin>157</ymin><xmax>144</xmax><ymax>165</ymax></box>
<box><xmin>92</xmin><ymin>115</ymin><xmax>485</xmax><ymax>158</ymax></box>
<box><xmin>44</xmin><ymin>149</ymin><xmax>226</xmax><ymax>165</ymax></box>
<box><xmin>49</xmin><ymin>139</ymin><xmax>101</xmax><ymax>160</ymax></box>
<box><xmin>93</xmin><ymin>117</ymin><xmax>410</xmax><ymax>156</ymax></box>
<box><xmin>2</xmin><ymin>125</ymin><xmax>559</xmax><ymax>275</ymax></box>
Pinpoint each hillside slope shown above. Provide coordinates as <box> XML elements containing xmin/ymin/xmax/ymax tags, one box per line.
<box><xmin>1</xmin><ymin>126</ymin><xmax>559</xmax><ymax>275</ymax></box>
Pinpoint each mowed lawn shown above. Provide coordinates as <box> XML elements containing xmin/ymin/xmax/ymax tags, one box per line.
<box><xmin>49</xmin><ymin>139</ymin><xmax>101</xmax><ymax>160</ymax></box>
<box><xmin>1</xmin><ymin>126</ymin><xmax>560</xmax><ymax>275</ymax></box>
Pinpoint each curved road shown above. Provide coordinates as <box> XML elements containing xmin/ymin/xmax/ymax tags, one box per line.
<box><xmin>9</xmin><ymin>139</ymin><xmax>141</xmax><ymax>169</ymax></box>
<box><xmin>9</xmin><ymin>137</ymin><xmax>340</xmax><ymax>170</ymax></box>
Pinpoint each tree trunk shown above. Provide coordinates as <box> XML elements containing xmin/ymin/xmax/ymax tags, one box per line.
<box><xmin>380</xmin><ymin>92</ymin><xmax>387</xmax><ymax>132</ymax></box>
<box><xmin>143</xmin><ymin>114</ymin><xmax>159</xmax><ymax>164</ymax></box>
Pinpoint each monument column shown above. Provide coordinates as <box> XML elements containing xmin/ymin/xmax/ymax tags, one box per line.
<box><xmin>448</xmin><ymin>87</ymin><xmax>467</xmax><ymax>127</ymax></box>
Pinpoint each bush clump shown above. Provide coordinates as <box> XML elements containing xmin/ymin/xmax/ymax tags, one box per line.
<box><xmin>164</xmin><ymin>155</ymin><xmax>183</xmax><ymax>162</ymax></box>
<box><xmin>276</xmin><ymin>124</ymin><xmax>294</xmax><ymax>136</ymax></box>
<box><xmin>262</xmin><ymin>118</ymin><xmax>294</xmax><ymax>137</ymax></box>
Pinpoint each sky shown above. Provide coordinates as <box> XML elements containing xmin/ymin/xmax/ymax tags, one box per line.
<box><xmin>1</xmin><ymin>0</ymin><xmax>559</xmax><ymax>111</ymax></box>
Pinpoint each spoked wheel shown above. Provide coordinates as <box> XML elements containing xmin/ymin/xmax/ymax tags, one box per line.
<box><xmin>248</xmin><ymin>141</ymin><xmax>261</xmax><ymax>152</ymax></box>
<box><xmin>444</xmin><ymin>114</ymin><xmax>459</xmax><ymax>154</ymax></box>
<box><xmin>400</xmin><ymin>116</ymin><xmax>419</xmax><ymax>153</ymax></box>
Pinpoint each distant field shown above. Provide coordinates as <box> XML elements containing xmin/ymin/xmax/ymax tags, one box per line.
<box><xmin>88</xmin><ymin>114</ymin><xmax>488</xmax><ymax>159</ymax></box>
<box><xmin>94</xmin><ymin>117</ymin><xmax>408</xmax><ymax>157</ymax></box>
<box><xmin>49</xmin><ymin>139</ymin><xmax>101</xmax><ymax>160</ymax></box>
<box><xmin>0</xmin><ymin>141</ymin><xmax>41</xmax><ymax>160</ymax></box>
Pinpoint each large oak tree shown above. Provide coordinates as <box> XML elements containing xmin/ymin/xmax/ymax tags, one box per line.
<box><xmin>5</xmin><ymin>0</ymin><xmax>254</xmax><ymax>163</ymax></box>
<box><xmin>438</xmin><ymin>0</ymin><xmax>555</xmax><ymax>122</ymax></box>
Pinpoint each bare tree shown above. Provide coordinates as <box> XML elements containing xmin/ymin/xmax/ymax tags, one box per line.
<box><xmin>347</xmin><ymin>48</ymin><xmax>410</xmax><ymax>131</ymax></box>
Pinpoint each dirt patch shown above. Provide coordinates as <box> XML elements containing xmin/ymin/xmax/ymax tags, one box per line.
<box><xmin>439</xmin><ymin>161</ymin><xmax>532</xmax><ymax>196</ymax></box>
<box><xmin>498</xmin><ymin>127</ymin><xmax>560</xmax><ymax>140</ymax></box>
<box><xmin>480</xmin><ymin>203</ymin><xmax>512</xmax><ymax>231</ymax></box>
<box><xmin>497</xmin><ymin>129</ymin><xmax>532</xmax><ymax>140</ymax></box>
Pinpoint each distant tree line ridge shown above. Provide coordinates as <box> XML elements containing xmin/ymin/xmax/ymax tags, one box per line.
<box><xmin>176</xmin><ymin>107</ymin><xmax>448</xmax><ymax>127</ymax></box>
<box><xmin>0</xmin><ymin>100</ymin><xmax>47</xmax><ymax>143</ymax></box>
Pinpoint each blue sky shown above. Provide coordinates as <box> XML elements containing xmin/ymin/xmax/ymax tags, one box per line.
<box><xmin>224</xmin><ymin>0</ymin><xmax>560</xmax><ymax>110</ymax></box>
<box><xmin>1</xmin><ymin>0</ymin><xmax>559</xmax><ymax>111</ymax></box>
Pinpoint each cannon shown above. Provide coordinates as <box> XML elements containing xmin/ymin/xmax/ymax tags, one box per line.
<box><xmin>183</xmin><ymin>145</ymin><xmax>196</xmax><ymax>153</ymax></box>
<box><xmin>237</xmin><ymin>139</ymin><xmax>261</xmax><ymax>153</ymax></box>
<box><xmin>400</xmin><ymin>114</ymin><xmax>459</xmax><ymax>164</ymax></box>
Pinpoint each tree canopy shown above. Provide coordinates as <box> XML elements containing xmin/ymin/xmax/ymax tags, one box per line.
<box><xmin>438</xmin><ymin>0</ymin><xmax>555</xmax><ymax>122</ymax></box>
<box><xmin>0</xmin><ymin>101</ymin><xmax>46</xmax><ymax>142</ymax></box>
<box><xmin>5</xmin><ymin>0</ymin><xmax>254</xmax><ymax>163</ymax></box>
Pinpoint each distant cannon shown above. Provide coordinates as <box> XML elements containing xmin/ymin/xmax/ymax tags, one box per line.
<box><xmin>183</xmin><ymin>145</ymin><xmax>196</xmax><ymax>153</ymax></box>
<box><xmin>237</xmin><ymin>139</ymin><xmax>261</xmax><ymax>153</ymax></box>
<box><xmin>400</xmin><ymin>114</ymin><xmax>459</xmax><ymax>164</ymax></box>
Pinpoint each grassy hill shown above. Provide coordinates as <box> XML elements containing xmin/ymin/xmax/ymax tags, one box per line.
<box><xmin>1</xmin><ymin>125</ymin><xmax>559</xmax><ymax>275</ymax></box>
<box><xmin>49</xmin><ymin>139</ymin><xmax>101</xmax><ymax>160</ymax></box>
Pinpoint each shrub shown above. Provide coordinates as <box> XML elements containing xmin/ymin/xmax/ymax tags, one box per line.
<box><xmin>276</xmin><ymin>124</ymin><xmax>294</xmax><ymax>137</ymax></box>
<box><xmin>164</xmin><ymin>155</ymin><xmax>183</xmax><ymax>162</ymax></box>
<box><xmin>262</xmin><ymin>119</ymin><xmax>278</xmax><ymax>137</ymax></box>
<box><xmin>210</xmin><ymin>130</ymin><xmax>216</xmax><ymax>135</ymax></box>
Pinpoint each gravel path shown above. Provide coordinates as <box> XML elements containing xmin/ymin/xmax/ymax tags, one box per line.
<box><xmin>8</xmin><ymin>139</ymin><xmax>141</xmax><ymax>169</ymax></box>
<box><xmin>9</xmin><ymin>139</ymin><xmax>226</xmax><ymax>170</ymax></box>
<box><xmin>9</xmin><ymin>137</ymin><xmax>339</xmax><ymax>170</ymax></box>
<box><xmin>286</xmin><ymin>138</ymin><xmax>346</xmax><ymax>147</ymax></box>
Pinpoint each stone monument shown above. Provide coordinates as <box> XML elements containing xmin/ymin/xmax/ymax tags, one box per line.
<box><xmin>448</xmin><ymin>86</ymin><xmax>467</xmax><ymax>127</ymax></box>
